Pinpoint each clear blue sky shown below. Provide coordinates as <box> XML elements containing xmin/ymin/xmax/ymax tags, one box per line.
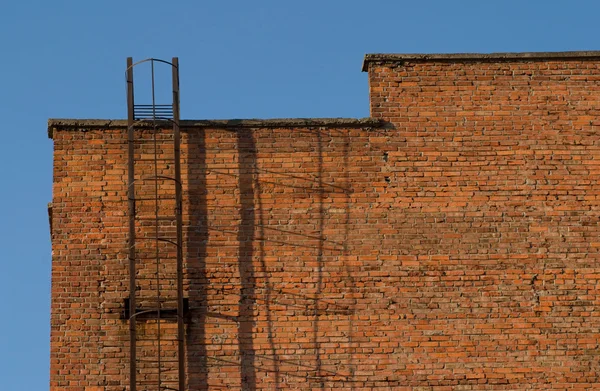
<box><xmin>1</xmin><ymin>1</ymin><xmax>599</xmax><ymax>389</ymax></box>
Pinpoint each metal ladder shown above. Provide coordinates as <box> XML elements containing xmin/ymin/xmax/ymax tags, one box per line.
<box><xmin>125</xmin><ymin>57</ymin><xmax>185</xmax><ymax>391</ymax></box>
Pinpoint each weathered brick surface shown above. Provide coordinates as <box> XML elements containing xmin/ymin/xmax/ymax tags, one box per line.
<box><xmin>51</xmin><ymin>55</ymin><xmax>600</xmax><ymax>390</ymax></box>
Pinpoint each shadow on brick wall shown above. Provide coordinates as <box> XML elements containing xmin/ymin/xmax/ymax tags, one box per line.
<box><xmin>185</xmin><ymin>128</ymin><xmax>209</xmax><ymax>390</ymax></box>
<box><xmin>184</xmin><ymin>127</ymin><xmax>357</xmax><ymax>390</ymax></box>
<box><xmin>236</xmin><ymin>128</ymin><xmax>258</xmax><ymax>390</ymax></box>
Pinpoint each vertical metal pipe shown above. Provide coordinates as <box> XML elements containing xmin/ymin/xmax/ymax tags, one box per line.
<box><xmin>126</xmin><ymin>57</ymin><xmax>137</xmax><ymax>391</ymax></box>
<box><xmin>172</xmin><ymin>57</ymin><xmax>186</xmax><ymax>391</ymax></box>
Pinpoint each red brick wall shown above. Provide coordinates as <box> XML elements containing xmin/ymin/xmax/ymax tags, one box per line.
<box><xmin>365</xmin><ymin>57</ymin><xmax>600</xmax><ymax>389</ymax></box>
<box><xmin>51</xmin><ymin>56</ymin><xmax>600</xmax><ymax>390</ymax></box>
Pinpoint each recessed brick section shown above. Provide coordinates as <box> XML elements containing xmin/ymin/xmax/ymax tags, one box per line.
<box><xmin>50</xmin><ymin>52</ymin><xmax>600</xmax><ymax>390</ymax></box>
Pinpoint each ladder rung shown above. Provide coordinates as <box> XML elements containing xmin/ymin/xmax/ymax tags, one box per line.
<box><xmin>136</xmin><ymin>382</ymin><xmax>180</xmax><ymax>386</ymax></box>
<box><xmin>136</xmin><ymin>338</ymin><xmax>182</xmax><ymax>342</ymax></box>
<box><xmin>134</xmin><ymin>108</ymin><xmax>173</xmax><ymax>111</ymax></box>
<box><xmin>134</xmin><ymin>298</ymin><xmax>179</xmax><ymax>302</ymax></box>
<box><xmin>134</xmin><ymin>112</ymin><xmax>174</xmax><ymax>115</ymax></box>
<box><xmin>133</xmin><ymin>305</ymin><xmax>179</xmax><ymax>308</ymax></box>
<box><xmin>136</xmin><ymin>383</ymin><xmax>179</xmax><ymax>387</ymax></box>
<box><xmin>134</xmin><ymin>118</ymin><xmax>174</xmax><ymax>121</ymax></box>
<box><xmin>136</xmin><ymin>236</ymin><xmax>177</xmax><ymax>239</ymax></box>
<box><xmin>135</xmin><ymin>117</ymin><xmax>174</xmax><ymax>121</ymax></box>
<box><xmin>137</xmin><ymin>383</ymin><xmax>180</xmax><ymax>389</ymax></box>
<box><xmin>133</xmin><ymin>115</ymin><xmax>174</xmax><ymax>118</ymax></box>
<box><xmin>130</xmin><ymin>303</ymin><xmax>179</xmax><ymax>308</ymax></box>
<box><xmin>136</xmin><ymin>359</ymin><xmax>181</xmax><ymax>363</ymax></box>
<box><xmin>136</xmin><ymin>216</ymin><xmax>177</xmax><ymax>221</ymax></box>
<box><xmin>135</xmin><ymin>115</ymin><xmax>173</xmax><ymax>118</ymax></box>
<box><xmin>129</xmin><ymin>197</ymin><xmax>178</xmax><ymax>201</ymax></box>
<box><xmin>133</xmin><ymin>175</ymin><xmax>178</xmax><ymax>182</ymax></box>
<box><xmin>133</xmin><ymin>305</ymin><xmax>180</xmax><ymax>309</ymax></box>
<box><xmin>132</xmin><ymin>308</ymin><xmax>179</xmax><ymax>313</ymax></box>
<box><xmin>131</xmin><ymin>139</ymin><xmax>174</xmax><ymax>144</ymax></box>
<box><xmin>135</xmin><ymin>237</ymin><xmax>178</xmax><ymax>242</ymax></box>
<box><xmin>136</xmin><ymin>268</ymin><xmax>177</xmax><ymax>272</ymax></box>
<box><xmin>135</xmin><ymin>158</ymin><xmax>176</xmax><ymax>162</ymax></box>
<box><xmin>137</xmin><ymin>379</ymin><xmax>180</xmax><ymax>382</ymax></box>
<box><xmin>131</xmin><ymin>314</ymin><xmax>179</xmax><ymax>320</ymax></box>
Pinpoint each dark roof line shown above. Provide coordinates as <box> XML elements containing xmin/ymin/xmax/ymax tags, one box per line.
<box><xmin>47</xmin><ymin>118</ymin><xmax>384</xmax><ymax>139</ymax></box>
<box><xmin>362</xmin><ymin>51</ymin><xmax>600</xmax><ymax>71</ymax></box>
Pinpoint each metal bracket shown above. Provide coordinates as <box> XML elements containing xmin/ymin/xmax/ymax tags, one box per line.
<box><xmin>122</xmin><ymin>297</ymin><xmax>189</xmax><ymax>320</ymax></box>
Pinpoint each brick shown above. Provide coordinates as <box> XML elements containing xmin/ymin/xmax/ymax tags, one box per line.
<box><xmin>49</xmin><ymin>53</ymin><xmax>600</xmax><ymax>390</ymax></box>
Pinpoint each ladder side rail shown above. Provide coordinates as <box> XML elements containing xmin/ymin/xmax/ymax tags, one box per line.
<box><xmin>126</xmin><ymin>56</ymin><xmax>137</xmax><ymax>391</ymax></box>
<box><xmin>172</xmin><ymin>57</ymin><xmax>186</xmax><ymax>391</ymax></box>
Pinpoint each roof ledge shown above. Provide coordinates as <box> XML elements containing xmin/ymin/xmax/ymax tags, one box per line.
<box><xmin>48</xmin><ymin>118</ymin><xmax>385</xmax><ymax>139</ymax></box>
<box><xmin>362</xmin><ymin>50</ymin><xmax>600</xmax><ymax>71</ymax></box>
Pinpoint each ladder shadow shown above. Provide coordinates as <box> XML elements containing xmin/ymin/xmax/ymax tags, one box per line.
<box><xmin>236</xmin><ymin>128</ymin><xmax>259</xmax><ymax>390</ymax></box>
<box><xmin>184</xmin><ymin>127</ymin><xmax>357</xmax><ymax>390</ymax></box>
<box><xmin>185</xmin><ymin>128</ymin><xmax>209</xmax><ymax>390</ymax></box>
<box><xmin>184</xmin><ymin>127</ymin><xmax>264</xmax><ymax>391</ymax></box>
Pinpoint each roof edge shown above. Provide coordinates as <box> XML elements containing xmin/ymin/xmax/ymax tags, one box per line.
<box><xmin>362</xmin><ymin>51</ymin><xmax>600</xmax><ymax>72</ymax></box>
<box><xmin>48</xmin><ymin>118</ymin><xmax>385</xmax><ymax>139</ymax></box>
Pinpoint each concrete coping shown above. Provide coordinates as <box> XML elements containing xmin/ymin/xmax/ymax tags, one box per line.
<box><xmin>48</xmin><ymin>118</ymin><xmax>385</xmax><ymax>139</ymax></box>
<box><xmin>362</xmin><ymin>51</ymin><xmax>600</xmax><ymax>72</ymax></box>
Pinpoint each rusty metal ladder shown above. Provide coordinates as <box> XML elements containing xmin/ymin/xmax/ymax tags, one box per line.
<box><xmin>125</xmin><ymin>57</ymin><xmax>185</xmax><ymax>391</ymax></box>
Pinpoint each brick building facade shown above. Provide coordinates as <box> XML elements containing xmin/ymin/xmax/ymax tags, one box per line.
<box><xmin>49</xmin><ymin>52</ymin><xmax>600</xmax><ymax>390</ymax></box>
